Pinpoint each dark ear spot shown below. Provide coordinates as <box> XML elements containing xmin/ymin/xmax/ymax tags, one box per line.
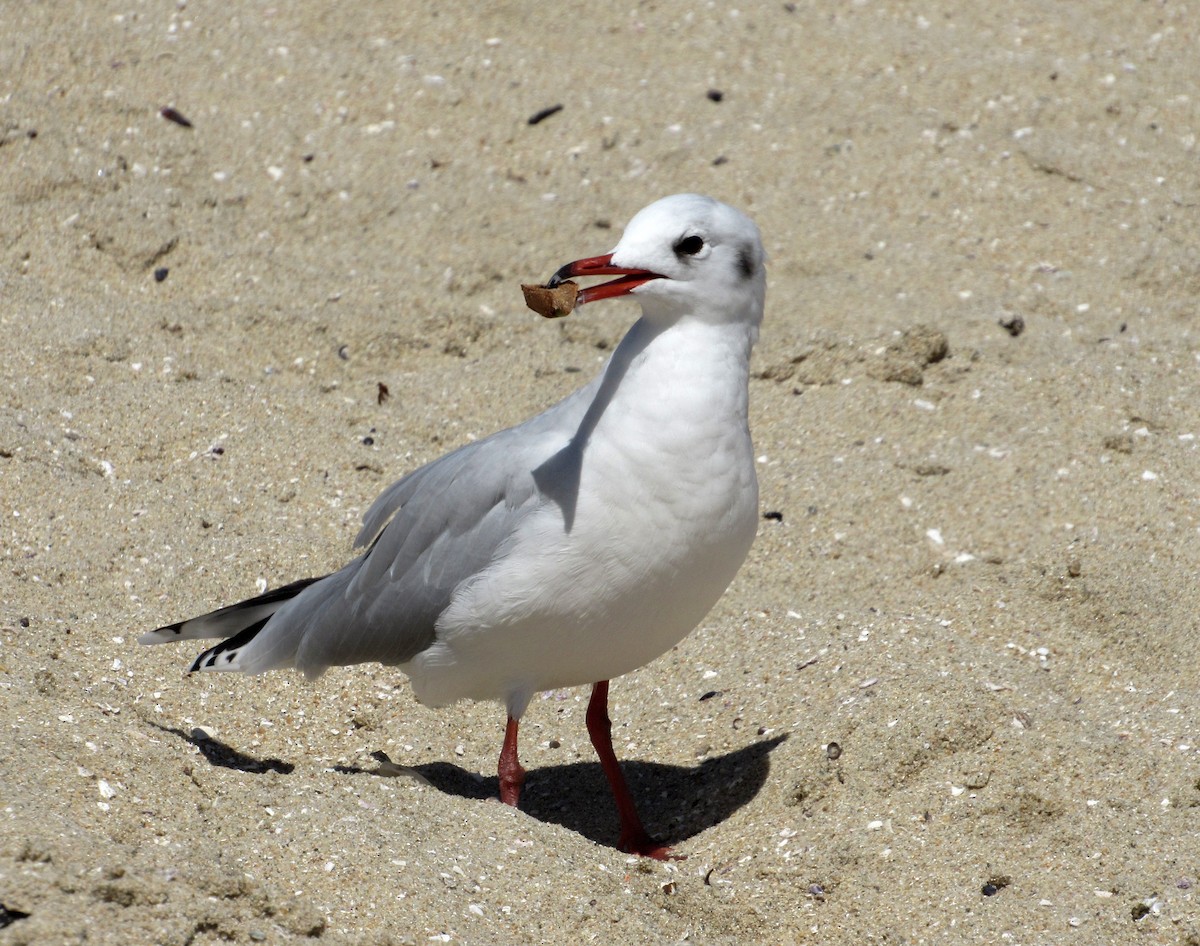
<box><xmin>737</xmin><ymin>243</ymin><xmax>757</xmax><ymax>280</ymax></box>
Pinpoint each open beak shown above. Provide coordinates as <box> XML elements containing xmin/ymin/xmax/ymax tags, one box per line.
<box><xmin>546</xmin><ymin>254</ymin><xmax>664</xmax><ymax>305</ymax></box>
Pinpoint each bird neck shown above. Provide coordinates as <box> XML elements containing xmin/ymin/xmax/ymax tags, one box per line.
<box><xmin>595</xmin><ymin>313</ymin><xmax>756</xmax><ymax>428</ymax></box>
<box><xmin>635</xmin><ymin>273</ymin><xmax>766</xmax><ymax>337</ymax></box>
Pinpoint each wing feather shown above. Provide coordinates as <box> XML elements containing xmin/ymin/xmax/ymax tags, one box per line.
<box><xmin>223</xmin><ymin>389</ymin><xmax>592</xmax><ymax>678</ymax></box>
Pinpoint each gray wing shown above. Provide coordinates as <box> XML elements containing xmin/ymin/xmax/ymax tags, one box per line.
<box><xmin>353</xmin><ymin>378</ymin><xmax>593</xmax><ymax>551</ymax></box>
<box><xmin>231</xmin><ymin>384</ymin><xmax>593</xmax><ymax>678</ymax></box>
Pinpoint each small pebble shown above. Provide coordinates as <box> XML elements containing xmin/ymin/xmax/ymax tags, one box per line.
<box><xmin>154</xmin><ymin>267</ymin><xmax>169</xmax><ymax>283</ymax></box>
<box><xmin>998</xmin><ymin>314</ymin><xmax>1025</xmax><ymax>337</ymax></box>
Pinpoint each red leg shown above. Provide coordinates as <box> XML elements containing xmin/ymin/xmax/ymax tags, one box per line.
<box><xmin>498</xmin><ymin>715</ymin><xmax>526</xmax><ymax>807</ymax></box>
<box><xmin>586</xmin><ymin>681</ymin><xmax>677</xmax><ymax>860</ymax></box>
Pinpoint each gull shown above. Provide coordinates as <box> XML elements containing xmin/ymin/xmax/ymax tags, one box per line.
<box><xmin>141</xmin><ymin>193</ymin><xmax>765</xmax><ymax>858</ymax></box>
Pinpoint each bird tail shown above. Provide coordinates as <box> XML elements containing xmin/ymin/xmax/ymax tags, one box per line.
<box><xmin>138</xmin><ymin>576</ymin><xmax>323</xmax><ymax>672</ymax></box>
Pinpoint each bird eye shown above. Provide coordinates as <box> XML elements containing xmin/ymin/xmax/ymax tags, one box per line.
<box><xmin>674</xmin><ymin>235</ymin><xmax>705</xmax><ymax>257</ymax></box>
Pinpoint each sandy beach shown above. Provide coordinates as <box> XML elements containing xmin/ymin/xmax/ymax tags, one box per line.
<box><xmin>2</xmin><ymin>2</ymin><xmax>1198</xmax><ymax>942</ymax></box>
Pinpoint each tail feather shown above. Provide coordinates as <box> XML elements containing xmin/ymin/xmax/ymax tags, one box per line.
<box><xmin>139</xmin><ymin>576</ymin><xmax>323</xmax><ymax>646</ymax></box>
<box><xmin>188</xmin><ymin>615</ymin><xmax>272</xmax><ymax>673</ymax></box>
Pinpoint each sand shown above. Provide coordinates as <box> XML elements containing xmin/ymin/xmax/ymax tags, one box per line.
<box><xmin>2</xmin><ymin>1</ymin><xmax>1198</xmax><ymax>943</ymax></box>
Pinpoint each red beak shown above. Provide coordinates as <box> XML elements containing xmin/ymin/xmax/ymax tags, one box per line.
<box><xmin>547</xmin><ymin>254</ymin><xmax>664</xmax><ymax>305</ymax></box>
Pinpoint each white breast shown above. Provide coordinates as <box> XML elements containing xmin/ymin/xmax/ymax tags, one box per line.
<box><xmin>403</xmin><ymin>316</ymin><xmax>759</xmax><ymax>716</ymax></box>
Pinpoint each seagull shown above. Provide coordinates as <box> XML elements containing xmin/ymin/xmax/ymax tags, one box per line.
<box><xmin>141</xmin><ymin>193</ymin><xmax>766</xmax><ymax>858</ymax></box>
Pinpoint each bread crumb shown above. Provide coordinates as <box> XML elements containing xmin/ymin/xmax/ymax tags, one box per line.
<box><xmin>522</xmin><ymin>281</ymin><xmax>579</xmax><ymax>319</ymax></box>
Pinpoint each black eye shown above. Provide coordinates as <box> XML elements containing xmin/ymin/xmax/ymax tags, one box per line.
<box><xmin>674</xmin><ymin>234</ymin><xmax>704</xmax><ymax>257</ymax></box>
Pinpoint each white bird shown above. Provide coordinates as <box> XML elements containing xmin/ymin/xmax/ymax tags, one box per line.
<box><xmin>141</xmin><ymin>194</ymin><xmax>765</xmax><ymax>858</ymax></box>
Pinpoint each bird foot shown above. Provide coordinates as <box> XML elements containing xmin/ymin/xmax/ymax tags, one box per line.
<box><xmin>618</xmin><ymin>828</ymin><xmax>684</xmax><ymax>861</ymax></box>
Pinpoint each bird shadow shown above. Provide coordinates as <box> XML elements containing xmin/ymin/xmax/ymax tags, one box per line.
<box><xmin>148</xmin><ymin>716</ymin><xmax>784</xmax><ymax>852</ymax></box>
<box><xmin>338</xmin><ymin>733</ymin><xmax>788</xmax><ymax>852</ymax></box>
<box><xmin>147</xmin><ymin>722</ymin><xmax>295</xmax><ymax>775</ymax></box>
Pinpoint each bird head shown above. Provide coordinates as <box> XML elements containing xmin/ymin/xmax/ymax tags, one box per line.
<box><xmin>547</xmin><ymin>194</ymin><xmax>765</xmax><ymax>327</ymax></box>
